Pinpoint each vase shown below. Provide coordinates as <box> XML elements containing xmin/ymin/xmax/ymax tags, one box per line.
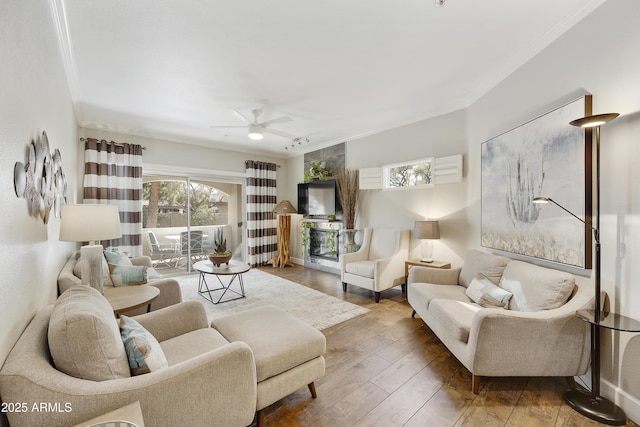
<box><xmin>340</xmin><ymin>229</ymin><xmax>360</xmax><ymax>254</ymax></box>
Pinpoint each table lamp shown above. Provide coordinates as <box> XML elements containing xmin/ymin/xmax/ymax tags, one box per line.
<box><xmin>413</xmin><ymin>220</ymin><xmax>440</xmax><ymax>263</ymax></box>
<box><xmin>271</xmin><ymin>200</ymin><xmax>297</xmax><ymax>268</ymax></box>
<box><xmin>59</xmin><ymin>204</ymin><xmax>122</xmax><ymax>293</ymax></box>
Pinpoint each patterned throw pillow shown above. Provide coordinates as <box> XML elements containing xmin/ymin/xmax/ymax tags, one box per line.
<box><xmin>465</xmin><ymin>274</ymin><xmax>513</xmax><ymax>308</ymax></box>
<box><xmin>108</xmin><ymin>264</ymin><xmax>148</xmax><ymax>286</ymax></box>
<box><xmin>103</xmin><ymin>250</ymin><xmax>133</xmax><ymax>266</ymax></box>
<box><xmin>119</xmin><ymin>315</ymin><xmax>168</xmax><ymax>376</ymax></box>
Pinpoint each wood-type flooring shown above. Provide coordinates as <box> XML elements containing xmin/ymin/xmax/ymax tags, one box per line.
<box><xmin>254</xmin><ymin>265</ymin><xmax>639</xmax><ymax>427</ymax></box>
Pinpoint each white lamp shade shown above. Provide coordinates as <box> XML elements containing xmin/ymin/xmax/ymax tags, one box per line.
<box><xmin>413</xmin><ymin>220</ymin><xmax>440</xmax><ymax>240</ymax></box>
<box><xmin>59</xmin><ymin>204</ymin><xmax>122</xmax><ymax>243</ymax></box>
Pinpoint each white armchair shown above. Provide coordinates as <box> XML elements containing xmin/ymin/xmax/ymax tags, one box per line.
<box><xmin>340</xmin><ymin>227</ymin><xmax>410</xmax><ymax>302</ymax></box>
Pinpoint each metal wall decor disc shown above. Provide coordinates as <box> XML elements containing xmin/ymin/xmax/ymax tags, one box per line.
<box><xmin>14</xmin><ymin>162</ymin><xmax>26</xmax><ymax>197</ymax></box>
<box><xmin>54</xmin><ymin>194</ymin><xmax>62</xmax><ymax>218</ymax></box>
<box><xmin>53</xmin><ymin>148</ymin><xmax>62</xmax><ymax>168</ymax></box>
<box><xmin>41</xmin><ymin>132</ymin><xmax>51</xmax><ymax>165</ymax></box>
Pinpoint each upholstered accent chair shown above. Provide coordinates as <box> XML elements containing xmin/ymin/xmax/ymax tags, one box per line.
<box><xmin>0</xmin><ymin>286</ymin><xmax>257</xmax><ymax>427</ymax></box>
<box><xmin>340</xmin><ymin>227</ymin><xmax>410</xmax><ymax>302</ymax></box>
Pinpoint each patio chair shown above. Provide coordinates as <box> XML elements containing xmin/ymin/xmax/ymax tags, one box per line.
<box><xmin>176</xmin><ymin>230</ymin><xmax>204</xmax><ymax>268</ymax></box>
<box><xmin>148</xmin><ymin>231</ymin><xmax>178</xmax><ymax>268</ymax></box>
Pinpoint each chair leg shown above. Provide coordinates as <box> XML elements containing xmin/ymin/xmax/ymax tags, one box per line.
<box><xmin>256</xmin><ymin>409</ymin><xmax>265</xmax><ymax>427</ymax></box>
<box><xmin>308</xmin><ymin>382</ymin><xmax>318</xmax><ymax>398</ymax></box>
<box><xmin>342</xmin><ymin>282</ymin><xmax>347</xmax><ymax>292</ymax></box>
<box><xmin>411</xmin><ymin>309</ymin><xmax>416</xmax><ymax>318</ymax></box>
<box><xmin>374</xmin><ymin>292</ymin><xmax>380</xmax><ymax>303</ymax></box>
<box><xmin>472</xmin><ymin>374</ymin><xmax>481</xmax><ymax>394</ymax></box>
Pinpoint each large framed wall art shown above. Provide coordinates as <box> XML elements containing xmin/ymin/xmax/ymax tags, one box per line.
<box><xmin>481</xmin><ymin>95</ymin><xmax>593</xmax><ymax>269</ymax></box>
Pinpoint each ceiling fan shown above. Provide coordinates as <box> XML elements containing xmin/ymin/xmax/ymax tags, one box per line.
<box><xmin>210</xmin><ymin>109</ymin><xmax>295</xmax><ymax>141</ymax></box>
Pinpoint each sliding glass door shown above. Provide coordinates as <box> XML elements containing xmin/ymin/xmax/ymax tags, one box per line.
<box><xmin>142</xmin><ymin>175</ymin><xmax>242</xmax><ymax>274</ymax></box>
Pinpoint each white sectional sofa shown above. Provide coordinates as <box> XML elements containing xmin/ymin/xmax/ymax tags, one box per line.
<box><xmin>407</xmin><ymin>249</ymin><xmax>594</xmax><ymax>393</ymax></box>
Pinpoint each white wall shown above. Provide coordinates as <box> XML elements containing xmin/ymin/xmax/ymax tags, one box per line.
<box><xmin>0</xmin><ymin>0</ymin><xmax>80</xmax><ymax>419</ymax></box>
<box><xmin>347</xmin><ymin>109</ymin><xmax>469</xmax><ymax>265</ymax></box>
<box><xmin>287</xmin><ymin>0</ymin><xmax>640</xmax><ymax>420</ymax></box>
<box><xmin>288</xmin><ymin>110</ymin><xmax>469</xmax><ymax>265</ymax></box>
<box><xmin>468</xmin><ymin>0</ymin><xmax>640</xmax><ymax>420</ymax></box>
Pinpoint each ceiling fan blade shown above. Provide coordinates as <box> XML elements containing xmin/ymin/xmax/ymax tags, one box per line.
<box><xmin>231</xmin><ymin>109</ymin><xmax>251</xmax><ymax>124</ymax></box>
<box><xmin>260</xmin><ymin>116</ymin><xmax>292</xmax><ymax>128</ymax></box>
<box><xmin>209</xmin><ymin>125</ymin><xmax>246</xmax><ymax>129</ymax></box>
<box><xmin>263</xmin><ymin>128</ymin><xmax>296</xmax><ymax>139</ymax></box>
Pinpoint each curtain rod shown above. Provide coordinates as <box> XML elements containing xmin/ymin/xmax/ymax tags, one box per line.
<box><xmin>80</xmin><ymin>137</ymin><xmax>147</xmax><ymax>150</ymax></box>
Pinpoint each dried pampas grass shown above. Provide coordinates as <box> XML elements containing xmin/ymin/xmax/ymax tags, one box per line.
<box><xmin>335</xmin><ymin>169</ymin><xmax>359</xmax><ymax>229</ymax></box>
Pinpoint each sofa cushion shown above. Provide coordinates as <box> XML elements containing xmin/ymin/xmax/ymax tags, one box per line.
<box><xmin>160</xmin><ymin>328</ymin><xmax>231</xmax><ymax>366</ymax></box>
<box><xmin>345</xmin><ymin>260</ymin><xmax>375</xmax><ymax>278</ymax></box>
<box><xmin>465</xmin><ymin>274</ymin><xmax>513</xmax><ymax>308</ymax></box>
<box><xmin>459</xmin><ymin>250</ymin><xmax>510</xmax><ymax>287</ymax></box>
<box><xmin>409</xmin><ymin>282</ymin><xmax>469</xmax><ymax>311</ymax></box>
<box><xmin>120</xmin><ymin>315</ymin><xmax>168</xmax><ymax>375</ymax></box>
<box><xmin>499</xmin><ymin>260</ymin><xmax>575</xmax><ymax>311</ymax></box>
<box><xmin>48</xmin><ymin>285</ymin><xmax>130</xmax><ymax>380</ymax></box>
<box><xmin>429</xmin><ymin>299</ymin><xmax>481</xmax><ymax>343</ymax></box>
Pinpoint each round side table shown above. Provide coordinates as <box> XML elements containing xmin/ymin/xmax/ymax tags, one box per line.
<box><xmin>193</xmin><ymin>260</ymin><xmax>250</xmax><ymax>304</ymax></box>
<box><xmin>103</xmin><ymin>286</ymin><xmax>160</xmax><ymax>316</ymax></box>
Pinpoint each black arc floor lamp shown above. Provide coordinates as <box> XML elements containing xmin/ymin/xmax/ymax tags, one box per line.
<box><xmin>534</xmin><ymin>111</ymin><xmax>632</xmax><ymax>425</ymax></box>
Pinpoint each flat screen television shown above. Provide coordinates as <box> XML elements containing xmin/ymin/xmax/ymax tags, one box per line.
<box><xmin>297</xmin><ymin>179</ymin><xmax>341</xmax><ymax>216</ymax></box>
<box><xmin>308</xmin><ymin>181</ymin><xmax>336</xmax><ymax>216</ymax></box>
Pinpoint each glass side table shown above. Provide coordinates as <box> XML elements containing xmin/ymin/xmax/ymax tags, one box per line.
<box><xmin>564</xmin><ymin>309</ymin><xmax>640</xmax><ymax>425</ymax></box>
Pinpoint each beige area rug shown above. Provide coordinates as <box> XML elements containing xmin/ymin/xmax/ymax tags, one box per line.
<box><xmin>175</xmin><ymin>268</ymin><xmax>369</xmax><ymax>330</ymax></box>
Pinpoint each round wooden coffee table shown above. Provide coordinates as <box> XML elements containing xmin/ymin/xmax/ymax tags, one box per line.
<box><xmin>103</xmin><ymin>286</ymin><xmax>160</xmax><ymax>316</ymax></box>
<box><xmin>193</xmin><ymin>260</ymin><xmax>250</xmax><ymax>304</ymax></box>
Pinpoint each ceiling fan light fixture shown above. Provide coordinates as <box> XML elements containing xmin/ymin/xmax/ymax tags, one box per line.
<box><xmin>248</xmin><ymin>124</ymin><xmax>263</xmax><ymax>140</ymax></box>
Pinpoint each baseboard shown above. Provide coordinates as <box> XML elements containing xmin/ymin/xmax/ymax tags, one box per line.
<box><xmin>601</xmin><ymin>378</ymin><xmax>640</xmax><ymax>424</ymax></box>
<box><xmin>291</xmin><ymin>257</ymin><xmax>304</xmax><ymax>266</ymax></box>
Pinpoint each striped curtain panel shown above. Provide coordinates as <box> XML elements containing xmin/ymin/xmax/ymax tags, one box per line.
<box><xmin>83</xmin><ymin>138</ymin><xmax>144</xmax><ymax>256</ymax></box>
<box><xmin>245</xmin><ymin>160</ymin><xmax>277</xmax><ymax>266</ymax></box>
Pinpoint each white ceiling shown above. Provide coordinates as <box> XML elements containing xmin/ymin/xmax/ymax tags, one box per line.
<box><xmin>51</xmin><ymin>0</ymin><xmax>605</xmax><ymax>157</ymax></box>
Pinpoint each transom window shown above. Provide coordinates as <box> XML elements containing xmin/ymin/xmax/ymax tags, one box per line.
<box><xmin>383</xmin><ymin>157</ymin><xmax>434</xmax><ymax>189</ymax></box>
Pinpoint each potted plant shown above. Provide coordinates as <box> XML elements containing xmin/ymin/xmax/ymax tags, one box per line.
<box><xmin>209</xmin><ymin>228</ymin><xmax>232</xmax><ymax>267</ymax></box>
<box><xmin>305</xmin><ymin>161</ymin><xmax>332</xmax><ymax>182</ymax></box>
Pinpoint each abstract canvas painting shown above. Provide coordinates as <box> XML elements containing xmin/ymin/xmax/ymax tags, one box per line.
<box><xmin>481</xmin><ymin>96</ymin><xmax>592</xmax><ymax>268</ymax></box>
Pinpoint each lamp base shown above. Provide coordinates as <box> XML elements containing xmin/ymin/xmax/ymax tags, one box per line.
<box><xmin>564</xmin><ymin>388</ymin><xmax>626</xmax><ymax>425</ymax></box>
<box><xmin>270</xmin><ymin>214</ymin><xmax>293</xmax><ymax>268</ymax></box>
<box><xmin>80</xmin><ymin>244</ymin><xmax>104</xmax><ymax>294</ymax></box>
